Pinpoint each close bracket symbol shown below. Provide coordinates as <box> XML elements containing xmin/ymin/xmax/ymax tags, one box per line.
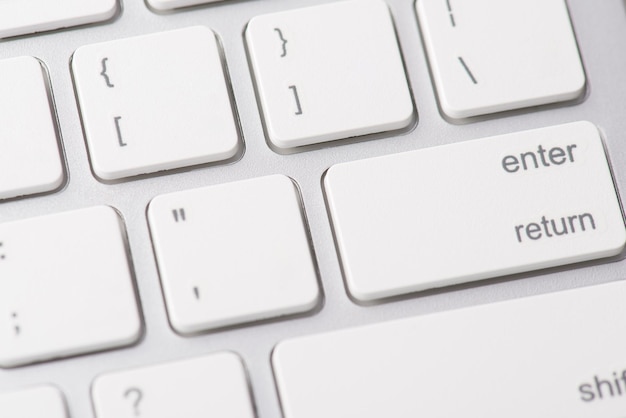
<box><xmin>100</xmin><ymin>57</ymin><xmax>115</xmax><ymax>88</ymax></box>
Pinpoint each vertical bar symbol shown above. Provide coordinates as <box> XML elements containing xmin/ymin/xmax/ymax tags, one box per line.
<box><xmin>446</xmin><ymin>0</ymin><xmax>456</xmax><ymax>27</ymax></box>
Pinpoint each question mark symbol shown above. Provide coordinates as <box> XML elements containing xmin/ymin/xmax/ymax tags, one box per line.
<box><xmin>124</xmin><ymin>387</ymin><xmax>143</xmax><ymax>416</ymax></box>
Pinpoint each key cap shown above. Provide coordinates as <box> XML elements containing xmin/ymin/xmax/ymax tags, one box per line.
<box><xmin>274</xmin><ymin>280</ymin><xmax>626</xmax><ymax>418</ymax></box>
<box><xmin>148</xmin><ymin>175</ymin><xmax>320</xmax><ymax>334</ymax></box>
<box><xmin>0</xmin><ymin>56</ymin><xmax>64</xmax><ymax>201</ymax></box>
<box><xmin>0</xmin><ymin>206</ymin><xmax>141</xmax><ymax>368</ymax></box>
<box><xmin>416</xmin><ymin>0</ymin><xmax>585</xmax><ymax>119</ymax></box>
<box><xmin>147</xmin><ymin>0</ymin><xmax>224</xmax><ymax>12</ymax></box>
<box><xmin>246</xmin><ymin>0</ymin><xmax>414</xmax><ymax>151</ymax></box>
<box><xmin>0</xmin><ymin>386</ymin><xmax>67</xmax><ymax>418</ymax></box>
<box><xmin>0</xmin><ymin>0</ymin><xmax>117</xmax><ymax>39</ymax></box>
<box><xmin>324</xmin><ymin>121</ymin><xmax>625</xmax><ymax>302</ymax></box>
<box><xmin>72</xmin><ymin>26</ymin><xmax>240</xmax><ymax>181</ymax></box>
<box><xmin>92</xmin><ymin>352</ymin><xmax>255</xmax><ymax>418</ymax></box>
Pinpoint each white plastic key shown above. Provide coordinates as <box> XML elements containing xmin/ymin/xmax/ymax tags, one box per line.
<box><xmin>92</xmin><ymin>352</ymin><xmax>255</xmax><ymax>418</ymax></box>
<box><xmin>273</xmin><ymin>280</ymin><xmax>626</xmax><ymax>418</ymax></box>
<box><xmin>0</xmin><ymin>0</ymin><xmax>117</xmax><ymax>39</ymax></box>
<box><xmin>324</xmin><ymin>121</ymin><xmax>625</xmax><ymax>302</ymax></box>
<box><xmin>0</xmin><ymin>206</ymin><xmax>141</xmax><ymax>368</ymax></box>
<box><xmin>0</xmin><ymin>386</ymin><xmax>67</xmax><ymax>418</ymax></box>
<box><xmin>246</xmin><ymin>0</ymin><xmax>414</xmax><ymax>150</ymax></box>
<box><xmin>416</xmin><ymin>0</ymin><xmax>586</xmax><ymax>119</ymax></box>
<box><xmin>72</xmin><ymin>26</ymin><xmax>240</xmax><ymax>181</ymax></box>
<box><xmin>148</xmin><ymin>175</ymin><xmax>320</xmax><ymax>334</ymax></box>
<box><xmin>147</xmin><ymin>0</ymin><xmax>224</xmax><ymax>12</ymax></box>
<box><xmin>0</xmin><ymin>56</ymin><xmax>64</xmax><ymax>201</ymax></box>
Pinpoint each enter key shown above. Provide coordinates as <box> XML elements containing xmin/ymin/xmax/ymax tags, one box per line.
<box><xmin>324</xmin><ymin>121</ymin><xmax>626</xmax><ymax>302</ymax></box>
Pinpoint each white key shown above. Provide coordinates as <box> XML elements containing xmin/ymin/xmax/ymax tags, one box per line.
<box><xmin>246</xmin><ymin>0</ymin><xmax>414</xmax><ymax>150</ymax></box>
<box><xmin>92</xmin><ymin>352</ymin><xmax>255</xmax><ymax>418</ymax></box>
<box><xmin>0</xmin><ymin>386</ymin><xmax>67</xmax><ymax>418</ymax></box>
<box><xmin>0</xmin><ymin>206</ymin><xmax>141</xmax><ymax>368</ymax></box>
<box><xmin>0</xmin><ymin>0</ymin><xmax>117</xmax><ymax>39</ymax></box>
<box><xmin>324</xmin><ymin>121</ymin><xmax>625</xmax><ymax>302</ymax></box>
<box><xmin>148</xmin><ymin>175</ymin><xmax>320</xmax><ymax>334</ymax></box>
<box><xmin>416</xmin><ymin>0</ymin><xmax>585</xmax><ymax>119</ymax></box>
<box><xmin>0</xmin><ymin>56</ymin><xmax>64</xmax><ymax>201</ymax></box>
<box><xmin>147</xmin><ymin>0</ymin><xmax>224</xmax><ymax>12</ymax></box>
<box><xmin>273</xmin><ymin>280</ymin><xmax>626</xmax><ymax>418</ymax></box>
<box><xmin>72</xmin><ymin>26</ymin><xmax>240</xmax><ymax>181</ymax></box>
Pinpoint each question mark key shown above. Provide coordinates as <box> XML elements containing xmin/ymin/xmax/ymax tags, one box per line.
<box><xmin>92</xmin><ymin>352</ymin><xmax>255</xmax><ymax>417</ymax></box>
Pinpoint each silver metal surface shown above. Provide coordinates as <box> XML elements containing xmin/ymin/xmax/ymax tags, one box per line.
<box><xmin>1</xmin><ymin>0</ymin><xmax>625</xmax><ymax>417</ymax></box>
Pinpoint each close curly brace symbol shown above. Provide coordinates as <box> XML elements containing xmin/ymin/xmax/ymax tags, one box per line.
<box><xmin>274</xmin><ymin>28</ymin><xmax>288</xmax><ymax>58</ymax></box>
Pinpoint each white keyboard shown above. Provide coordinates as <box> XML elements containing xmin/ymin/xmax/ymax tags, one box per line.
<box><xmin>1</xmin><ymin>0</ymin><xmax>626</xmax><ymax>417</ymax></box>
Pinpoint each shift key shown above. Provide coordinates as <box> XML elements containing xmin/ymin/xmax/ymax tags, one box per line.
<box><xmin>273</xmin><ymin>280</ymin><xmax>626</xmax><ymax>417</ymax></box>
<box><xmin>323</xmin><ymin>121</ymin><xmax>626</xmax><ymax>302</ymax></box>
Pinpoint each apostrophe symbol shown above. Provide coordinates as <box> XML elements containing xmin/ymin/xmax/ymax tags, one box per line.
<box><xmin>274</xmin><ymin>28</ymin><xmax>288</xmax><ymax>58</ymax></box>
<box><xmin>11</xmin><ymin>312</ymin><xmax>20</xmax><ymax>336</ymax></box>
<box><xmin>100</xmin><ymin>57</ymin><xmax>115</xmax><ymax>88</ymax></box>
<box><xmin>124</xmin><ymin>387</ymin><xmax>143</xmax><ymax>416</ymax></box>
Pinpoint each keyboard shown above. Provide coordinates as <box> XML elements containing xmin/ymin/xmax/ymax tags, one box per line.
<box><xmin>1</xmin><ymin>0</ymin><xmax>626</xmax><ymax>416</ymax></box>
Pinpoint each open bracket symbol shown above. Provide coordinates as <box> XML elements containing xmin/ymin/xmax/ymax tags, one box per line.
<box><xmin>274</xmin><ymin>28</ymin><xmax>288</xmax><ymax>58</ymax></box>
<box><xmin>0</xmin><ymin>241</ymin><xmax>4</xmax><ymax>260</ymax></box>
<box><xmin>100</xmin><ymin>57</ymin><xmax>115</xmax><ymax>88</ymax></box>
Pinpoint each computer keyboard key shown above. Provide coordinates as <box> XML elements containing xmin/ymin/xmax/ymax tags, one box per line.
<box><xmin>274</xmin><ymin>280</ymin><xmax>626</xmax><ymax>418</ymax></box>
<box><xmin>148</xmin><ymin>175</ymin><xmax>320</xmax><ymax>334</ymax></box>
<box><xmin>147</xmin><ymin>0</ymin><xmax>224</xmax><ymax>12</ymax></box>
<box><xmin>0</xmin><ymin>56</ymin><xmax>64</xmax><ymax>201</ymax></box>
<box><xmin>92</xmin><ymin>352</ymin><xmax>255</xmax><ymax>418</ymax></box>
<box><xmin>0</xmin><ymin>0</ymin><xmax>117</xmax><ymax>39</ymax></box>
<box><xmin>0</xmin><ymin>206</ymin><xmax>141</xmax><ymax>368</ymax></box>
<box><xmin>0</xmin><ymin>385</ymin><xmax>67</xmax><ymax>418</ymax></box>
<box><xmin>72</xmin><ymin>26</ymin><xmax>240</xmax><ymax>181</ymax></box>
<box><xmin>324</xmin><ymin>121</ymin><xmax>625</xmax><ymax>301</ymax></box>
<box><xmin>416</xmin><ymin>0</ymin><xmax>586</xmax><ymax>119</ymax></box>
<box><xmin>246</xmin><ymin>0</ymin><xmax>414</xmax><ymax>150</ymax></box>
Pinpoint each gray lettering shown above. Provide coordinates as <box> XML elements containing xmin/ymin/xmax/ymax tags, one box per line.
<box><xmin>579</xmin><ymin>213</ymin><xmax>596</xmax><ymax>231</ymax></box>
<box><xmin>515</xmin><ymin>224</ymin><xmax>524</xmax><ymax>242</ymax></box>
<box><xmin>501</xmin><ymin>143</ymin><xmax>578</xmax><ymax>173</ymax></box>
<box><xmin>537</xmin><ymin>145</ymin><xmax>550</xmax><ymax>167</ymax></box>
<box><xmin>549</xmin><ymin>147</ymin><xmax>566</xmax><ymax>165</ymax></box>
<box><xmin>567</xmin><ymin>144</ymin><xmax>577</xmax><ymax>162</ymax></box>
<box><xmin>515</xmin><ymin>212</ymin><xmax>597</xmax><ymax>243</ymax></box>
<box><xmin>502</xmin><ymin>155</ymin><xmax>519</xmax><ymax>173</ymax></box>
<box><xmin>520</xmin><ymin>151</ymin><xmax>539</xmax><ymax>170</ymax></box>
<box><xmin>526</xmin><ymin>222</ymin><xmax>542</xmax><ymax>240</ymax></box>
